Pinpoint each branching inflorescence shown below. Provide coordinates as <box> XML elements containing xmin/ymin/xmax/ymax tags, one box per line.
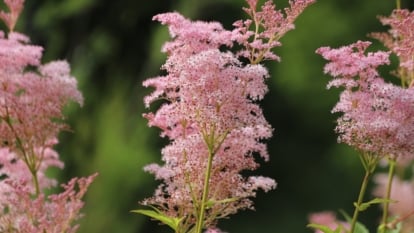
<box><xmin>0</xmin><ymin>0</ymin><xmax>96</xmax><ymax>232</ymax></box>
<box><xmin>139</xmin><ymin>0</ymin><xmax>314</xmax><ymax>232</ymax></box>
<box><xmin>310</xmin><ymin>4</ymin><xmax>414</xmax><ymax>233</ymax></box>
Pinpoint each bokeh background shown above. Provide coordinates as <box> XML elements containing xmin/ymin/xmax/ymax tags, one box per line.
<box><xmin>7</xmin><ymin>0</ymin><xmax>414</xmax><ymax>232</ymax></box>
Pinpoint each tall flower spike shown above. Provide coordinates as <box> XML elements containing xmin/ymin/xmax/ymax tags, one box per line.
<box><xmin>0</xmin><ymin>32</ymin><xmax>83</xmax><ymax>156</ymax></box>
<box><xmin>140</xmin><ymin>0</ymin><xmax>313</xmax><ymax>232</ymax></box>
<box><xmin>0</xmin><ymin>0</ymin><xmax>95</xmax><ymax>232</ymax></box>
<box><xmin>317</xmin><ymin>41</ymin><xmax>414</xmax><ymax>158</ymax></box>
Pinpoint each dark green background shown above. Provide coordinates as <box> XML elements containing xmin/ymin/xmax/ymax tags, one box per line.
<box><xmin>9</xmin><ymin>0</ymin><xmax>413</xmax><ymax>232</ymax></box>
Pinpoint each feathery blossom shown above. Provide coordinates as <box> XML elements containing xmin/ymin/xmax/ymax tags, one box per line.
<box><xmin>0</xmin><ymin>31</ymin><xmax>83</xmax><ymax>155</ymax></box>
<box><xmin>370</xmin><ymin>9</ymin><xmax>414</xmax><ymax>87</ymax></box>
<box><xmin>308</xmin><ymin>211</ymin><xmax>349</xmax><ymax>233</ymax></box>
<box><xmin>205</xmin><ymin>228</ymin><xmax>228</xmax><ymax>233</ymax></box>
<box><xmin>317</xmin><ymin>41</ymin><xmax>414</xmax><ymax>158</ymax></box>
<box><xmin>0</xmin><ymin>0</ymin><xmax>83</xmax><ymax>177</ymax></box>
<box><xmin>141</xmin><ymin>0</ymin><xmax>313</xmax><ymax>231</ymax></box>
<box><xmin>0</xmin><ymin>146</ymin><xmax>97</xmax><ymax>233</ymax></box>
<box><xmin>317</xmin><ymin>41</ymin><xmax>390</xmax><ymax>88</ymax></box>
<box><xmin>0</xmin><ymin>173</ymin><xmax>97</xmax><ymax>233</ymax></box>
<box><xmin>143</xmin><ymin>41</ymin><xmax>275</xmax><ymax>229</ymax></box>
<box><xmin>0</xmin><ymin>0</ymin><xmax>95</xmax><ymax>232</ymax></box>
<box><xmin>0</xmin><ymin>144</ymin><xmax>63</xmax><ymax>196</ymax></box>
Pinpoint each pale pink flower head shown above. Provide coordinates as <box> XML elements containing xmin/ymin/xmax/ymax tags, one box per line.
<box><xmin>0</xmin><ymin>0</ymin><xmax>82</xmax><ymax>157</ymax></box>
<box><xmin>205</xmin><ymin>227</ymin><xmax>227</xmax><ymax>233</ymax></box>
<box><xmin>0</xmin><ymin>173</ymin><xmax>97</xmax><ymax>233</ymax></box>
<box><xmin>317</xmin><ymin>41</ymin><xmax>414</xmax><ymax>158</ymax></box>
<box><xmin>0</xmin><ymin>142</ymin><xmax>97</xmax><ymax>233</ymax></box>
<box><xmin>333</xmin><ymin>80</ymin><xmax>414</xmax><ymax>158</ymax></box>
<box><xmin>142</xmin><ymin>0</ymin><xmax>313</xmax><ymax>229</ymax></box>
<box><xmin>153</xmin><ymin>12</ymin><xmax>233</xmax><ymax>61</ymax></box>
<box><xmin>0</xmin><ymin>1</ymin><xmax>95</xmax><ymax>232</ymax></box>
<box><xmin>371</xmin><ymin>9</ymin><xmax>414</xmax><ymax>86</ymax></box>
<box><xmin>0</xmin><ymin>140</ymin><xmax>97</xmax><ymax>233</ymax></box>
<box><xmin>308</xmin><ymin>211</ymin><xmax>349</xmax><ymax>233</ymax></box>
<box><xmin>144</xmin><ymin>47</ymin><xmax>275</xmax><ymax>224</ymax></box>
<box><xmin>316</xmin><ymin>41</ymin><xmax>390</xmax><ymax>89</ymax></box>
<box><xmin>0</xmin><ymin>28</ymin><xmax>83</xmax><ymax>162</ymax></box>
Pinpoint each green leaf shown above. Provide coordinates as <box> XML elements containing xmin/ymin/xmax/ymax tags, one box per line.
<box><xmin>307</xmin><ymin>223</ymin><xmax>336</xmax><ymax>233</ymax></box>
<box><xmin>354</xmin><ymin>223</ymin><xmax>370</xmax><ymax>233</ymax></box>
<box><xmin>132</xmin><ymin>208</ymin><xmax>182</xmax><ymax>231</ymax></box>
<box><xmin>354</xmin><ymin>198</ymin><xmax>394</xmax><ymax>211</ymax></box>
<box><xmin>339</xmin><ymin>209</ymin><xmax>352</xmax><ymax>222</ymax></box>
<box><xmin>339</xmin><ymin>210</ymin><xmax>369</xmax><ymax>233</ymax></box>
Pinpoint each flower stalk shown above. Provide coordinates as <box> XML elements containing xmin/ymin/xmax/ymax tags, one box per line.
<box><xmin>379</xmin><ymin>157</ymin><xmax>396</xmax><ymax>233</ymax></box>
<box><xmin>350</xmin><ymin>153</ymin><xmax>379</xmax><ymax>233</ymax></box>
<box><xmin>196</xmin><ymin>147</ymin><xmax>215</xmax><ymax>233</ymax></box>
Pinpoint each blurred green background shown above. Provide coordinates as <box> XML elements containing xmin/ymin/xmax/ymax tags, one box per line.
<box><xmin>9</xmin><ymin>0</ymin><xmax>414</xmax><ymax>232</ymax></box>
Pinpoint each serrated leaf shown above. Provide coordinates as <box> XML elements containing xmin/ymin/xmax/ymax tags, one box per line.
<box><xmin>132</xmin><ymin>208</ymin><xmax>182</xmax><ymax>231</ymax></box>
<box><xmin>307</xmin><ymin>223</ymin><xmax>337</xmax><ymax>233</ymax></box>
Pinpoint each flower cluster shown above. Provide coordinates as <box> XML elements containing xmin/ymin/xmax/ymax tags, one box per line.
<box><xmin>0</xmin><ymin>145</ymin><xmax>97</xmax><ymax>233</ymax></box>
<box><xmin>141</xmin><ymin>0</ymin><xmax>314</xmax><ymax>232</ymax></box>
<box><xmin>0</xmin><ymin>0</ymin><xmax>96</xmax><ymax>232</ymax></box>
<box><xmin>143</xmin><ymin>13</ymin><xmax>275</xmax><ymax>230</ymax></box>
<box><xmin>0</xmin><ymin>0</ymin><xmax>83</xmax><ymax>169</ymax></box>
<box><xmin>370</xmin><ymin>9</ymin><xmax>414</xmax><ymax>87</ymax></box>
<box><xmin>308</xmin><ymin>211</ymin><xmax>349</xmax><ymax>233</ymax></box>
<box><xmin>316</xmin><ymin>8</ymin><xmax>414</xmax><ymax>160</ymax></box>
<box><xmin>311</xmin><ymin>4</ymin><xmax>414</xmax><ymax>233</ymax></box>
<box><xmin>316</xmin><ymin>41</ymin><xmax>414</xmax><ymax>158</ymax></box>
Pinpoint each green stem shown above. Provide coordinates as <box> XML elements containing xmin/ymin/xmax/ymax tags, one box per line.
<box><xmin>396</xmin><ymin>0</ymin><xmax>401</xmax><ymax>9</ymax></box>
<box><xmin>380</xmin><ymin>157</ymin><xmax>396</xmax><ymax>233</ymax></box>
<box><xmin>195</xmin><ymin>148</ymin><xmax>214</xmax><ymax>233</ymax></box>
<box><xmin>31</xmin><ymin>169</ymin><xmax>40</xmax><ymax>196</ymax></box>
<box><xmin>350</xmin><ymin>170</ymin><xmax>371</xmax><ymax>233</ymax></box>
<box><xmin>350</xmin><ymin>153</ymin><xmax>379</xmax><ymax>233</ymax></box>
